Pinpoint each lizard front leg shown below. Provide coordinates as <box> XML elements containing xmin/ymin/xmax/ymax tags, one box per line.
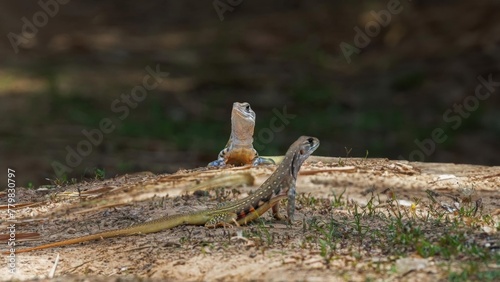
<box><xmin>287</xmin><ymin>183</ymin><xmax>296</xmax><ymax>223</ymax></box>
<box><xmin>251</xmin><ymin>150</ymin><xmax>276</xmax><ymax>166</ymax></box>
<box><xmin>208</xmin><ymin>148</ymin><xmax>228</xmax><ymax>167</ymax></box>
<box><xmin>271</xmin><ymin>184</ymin><xmax>296</xmax><ymax>223</ymax></box>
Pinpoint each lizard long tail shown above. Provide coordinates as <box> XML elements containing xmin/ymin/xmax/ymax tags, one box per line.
<box><xmin>8</xmin><ymin>212</ymin><xmax>209</xmax><ymax>254</ymax></box>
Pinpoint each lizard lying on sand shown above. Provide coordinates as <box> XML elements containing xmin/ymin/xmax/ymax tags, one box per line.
<box><xmin>10</xmin><ymin>136</ymin><xmax>319</xmax><ymax>253</ymax></box>
<box><xmin>208</xmin><ymin>102</ymin><xmax>276</xmax><ymax>167</ymax></box>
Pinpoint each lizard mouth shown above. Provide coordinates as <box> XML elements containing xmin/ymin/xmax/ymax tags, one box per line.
<box><xmin>233</xmin><ymin>102</ymin><xmax>255</xmax><ymax>121</ymax></box>
<box><xmin>234</xmin><ymin>110</ymin><xmax>254</xmax><ymax>121</ymax></box>
<box><xmin>310</xmin><ymin>141</ymin><xmax>320</xmax><ymax>152</ymax></box>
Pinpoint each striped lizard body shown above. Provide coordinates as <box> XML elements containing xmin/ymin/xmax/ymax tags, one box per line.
<box><xmin>10</xmin><ymin>136</ymin><xmax>319</xmax><ymax>253</ymax></box>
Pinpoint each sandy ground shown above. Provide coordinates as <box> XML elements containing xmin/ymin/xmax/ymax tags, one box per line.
<box><xmin>1</xmin><ymin>157</ymin><xmax>499</xmax><ymax>281</ymax></box>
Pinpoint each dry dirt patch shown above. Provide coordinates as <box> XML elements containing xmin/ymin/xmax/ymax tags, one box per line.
<box><xmin>1</xmin><ymin>157</ymin><xmax>499</xmax><ymax>281</ymax></box>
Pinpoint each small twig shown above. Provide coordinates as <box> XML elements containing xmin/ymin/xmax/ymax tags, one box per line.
<box><xmin>299</xmin><ymin>166</ymin><xmax>356</xmax><ymax>175</ymax></box>
<box><xmin>48</xmin><ymin>253</ymin><xmax>60</xmax><ymax>278</ymax></box>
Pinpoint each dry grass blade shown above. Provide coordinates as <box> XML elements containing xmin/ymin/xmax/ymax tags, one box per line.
<box><xmin>0</xmin><ymin>202</ymin><xmax>46</xmax><ymax>210</ymax></box>
<box><xmin>48</xmin><ymin>253</ymin><xmax>60</xmax><ymax>278</ymax></box>
<box><xmin>184</xmin><ymin>173</ymin><xmax>254</xmax><ymax>192</ymax></box>
<box><xmin>0</xmin><ymin>232</ymin><xmax>40</xmax><ymax>242</ymax></box>
<box><xmin>299</xmin><ymin>166</ymin><xmax>357</xmax><ymax>175</ymax></box>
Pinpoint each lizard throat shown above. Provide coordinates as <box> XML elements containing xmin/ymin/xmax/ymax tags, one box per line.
<box><xmin>231</xmin><ymin>124</ymin><xmax>255</xmax><ymax>146</ymax></box>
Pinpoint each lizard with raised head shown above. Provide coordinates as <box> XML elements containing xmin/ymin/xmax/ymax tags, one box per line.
<box><xmin>208</xmin><ymin>102</ymin><xmax>275</xmax><ymax>167</ymax></box>
<box><xmin>10</xmin><ymin>136</ymin><xmax>319</xmax><ymax>254</ymax></box>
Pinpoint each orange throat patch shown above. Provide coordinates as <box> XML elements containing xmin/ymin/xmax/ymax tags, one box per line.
<box><xmin>225</xmin><ymin>148</ymin><xmax>255</xmax><ymax>165</ymax></box>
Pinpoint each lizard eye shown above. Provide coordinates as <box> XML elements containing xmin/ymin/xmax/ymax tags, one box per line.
<box><xmin>307</xmin><ymin>137</ymin><xmax>314</xmax><ymax>144</ymax></box>
<box><xmin>245</xmin><ymin>105</ymin><xmax>251</xmax><ymax>112</ymax></box>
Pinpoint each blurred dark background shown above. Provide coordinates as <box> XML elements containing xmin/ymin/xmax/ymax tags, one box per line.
<box><xmin>0</xmin><ymin>0</ymin><xmax>499</xmax><ymax>187</ymax></box>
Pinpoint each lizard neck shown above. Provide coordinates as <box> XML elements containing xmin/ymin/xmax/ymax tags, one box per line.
<box><xmin>230</xmin><ymin>116</ymin><xmax>255</xmax><ymax>147</ymax></box>
<box><xmin>260</xmin><ymin>151</ymin><xmax>297</xmax><ymax>198</ymax></box>
<box><xmin>230</xmin><ymin>134</ymin><xmax>253</xmax><ymax>147</ymax></box>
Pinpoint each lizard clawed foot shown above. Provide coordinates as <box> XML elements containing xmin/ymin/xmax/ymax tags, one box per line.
<box><xmin>231</xmin><ymin>218</ymin><xmax>241</xmax><ymax>227</ymax></box>
<box><xmin>208</xmin><ymin>159</ymin><xmax>226</xmax><ymax>167</ymax></box>
<box><xmin>252</xmin><ymin>157</ymin><xmax>275</xmax><ymax>166</ymax></box>
<box><xmin>289</xmin><ymin>219</ymin><xmax>302</xmax><ymax>227</ymax></box>
<box><xmin>273</xmin><ymin>213</ymin><xmax>288</xmax><ymax>222</ymax></box>
<box><xmin>273</xmin><ymin>214</ymin><xmax>300</xmax><ymax>227</ymax></box>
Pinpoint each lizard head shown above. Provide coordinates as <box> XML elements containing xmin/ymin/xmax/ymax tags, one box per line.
<box><xmin>288</xmin><ymin>136</ymin><xmax>320</xmax><ymax>178</ymax></box>
<box><xmin>232</xmin><ymin>102</ymin><xmax>255</xmax><ymax>122</ymax></box>
<box><xmin>231</xmin><ymin>102</ymin><xmax>256</xmax><ymax>140</ymax></box>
